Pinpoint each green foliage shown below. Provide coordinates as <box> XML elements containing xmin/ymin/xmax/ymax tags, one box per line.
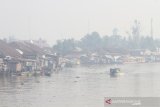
<box><xmin>53</xmin><ymin>32</ymin><xmax>160</xmax><ymax>55</ymax></box>
<box><xmin>80</xmin><ymin>32</ymin><xmax>102</xmax><ymax>52</ymax></box>
<box><xmin>53</xmin><ymin>39</ymin><xmax>76</xmax><ymax>55</ymax></box>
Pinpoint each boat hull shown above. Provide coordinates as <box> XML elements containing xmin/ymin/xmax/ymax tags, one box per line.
<box><xmin>110</xmin><ymin>68</ymin><xmax>121</xmax><ymax>75</ymax></box>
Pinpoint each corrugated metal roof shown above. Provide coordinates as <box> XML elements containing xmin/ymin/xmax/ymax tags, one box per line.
<box><xmin>9</xmin><ymin>41</ymin><xmax>46</xmax><ymax>56</ymax></box>
<box><xmin>0</xmin><ymin>40</ymin><xmax>21</xmax><ymax>58</ymax></box>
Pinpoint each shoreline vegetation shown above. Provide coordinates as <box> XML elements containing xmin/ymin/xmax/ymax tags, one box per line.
<box><xmin>1</xmin><ymin>20</ymin><xmax>160</xmax><ymax>76</ymax></box>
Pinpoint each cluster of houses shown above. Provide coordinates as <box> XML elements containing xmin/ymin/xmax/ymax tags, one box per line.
<box><xmin>79</xmin><ymin>49</ymin><xmax>160</xmax><ymax>65</ymax></box>
<box><xmin>0</xmin><ymin>39</ymin><xmax>57</xmax><ymax>75</ymax></box>
<box><xmin>1</xmin><ymin>38</ymin><xmax>160</xmax><ymax>76</ymax></box>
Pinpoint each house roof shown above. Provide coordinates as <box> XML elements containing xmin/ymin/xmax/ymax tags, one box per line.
<box><xmin>0</xmin><ymin>40</ymin><xmax>21</xmax><ymax>58</ymax></box>
<box><xmin>9</xmin><ymin>41</ymin><xmax>45</xmax><ymax>56</ymax></box>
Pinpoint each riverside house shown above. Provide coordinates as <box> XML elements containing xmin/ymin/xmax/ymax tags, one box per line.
<box><xmin>0</xmin><ymin>40</ymin><xmax>21</xmax><ymax>73</ymax></box>
<box><xmin>9</xmin><ymin>41</ymin><xmax>47</xmax><ymax>72</ymax></box>
<box><xmin>0</xmin><ymin>39</ymin><xmax>56</xmax><ymax>75</ymax></box>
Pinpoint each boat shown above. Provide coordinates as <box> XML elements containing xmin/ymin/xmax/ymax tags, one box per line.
<box><xmin>44</xmin><ymin>71</ymin><xmax>51</xmax><ymax>76</ymax></box>
<box><xmin>110</xmin><ymin>68</ymin><xmax>121</xmax><ymax>75</ymax></box>
<box><xmin>43</xmin><ymin>67</ymin><xmax>53</xmax><ymax>76</ymax></box>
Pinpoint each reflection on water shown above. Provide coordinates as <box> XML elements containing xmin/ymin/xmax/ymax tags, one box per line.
<box><xmin>0</xmin><ymin>63</ymin><xmax>160</xmax><ymax>107</ymax></box>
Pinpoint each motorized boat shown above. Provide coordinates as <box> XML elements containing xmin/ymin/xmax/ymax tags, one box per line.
<box><xmin>43</xmin><ymin>67</ymin><xmax>52</xmax><ymax>76</ymax></box>
<box><xmin>44</xmin><ymin>71</ymin><xmax>51</xmax><ymax>76</ymax></box>
<box><xmin>110</xmin><ymin>68</ymin><xmax>121</xmax><ymax>75</ymax></box>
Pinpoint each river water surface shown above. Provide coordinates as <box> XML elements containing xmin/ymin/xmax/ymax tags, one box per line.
<box><xmin>0</xmin><ymin>63</ymin><xmax>160</xmax><ymax>107</ymax></box>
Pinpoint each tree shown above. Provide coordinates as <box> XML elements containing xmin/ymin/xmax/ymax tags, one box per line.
<box><xmin>80</xmin><ymin>32</ymin><xmax>102</xmax><ymax>52</ymax></box>
<box><xmin>53</xmin><ymin>38</ymin><xmax>76</xmax><ymax>55</ymax></box>
<box><xmin>140</xmin><ymin>36</ymin><xmax>155</xmax><ymax>51</ymax></box>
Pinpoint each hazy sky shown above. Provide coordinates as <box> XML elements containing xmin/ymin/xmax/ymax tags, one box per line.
<box><xmin>0</xmin><ymin>0</ymin><xmax>160</xmax><ymax>45</ymax></box>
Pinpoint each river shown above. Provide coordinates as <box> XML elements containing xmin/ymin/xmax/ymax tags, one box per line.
<box><xmin>0</xmin><ymin>63</ymin><xmax>160</xmax><ymax>107</ymax></box>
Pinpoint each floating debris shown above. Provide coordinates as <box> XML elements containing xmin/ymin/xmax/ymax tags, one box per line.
<box><xmin>21</xmin><ymin>82</ymin><xmax>24</xmax><ymax>85</ymax></box>
<box><xmin>75</xmin><ymin>76</ymin><xmax>80</xmax><ymax>78</ymax></box>
<box><xmin>36</xmin><ymin>80</ymin><xmax>40</xmax><ymax>83</ymax></box>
